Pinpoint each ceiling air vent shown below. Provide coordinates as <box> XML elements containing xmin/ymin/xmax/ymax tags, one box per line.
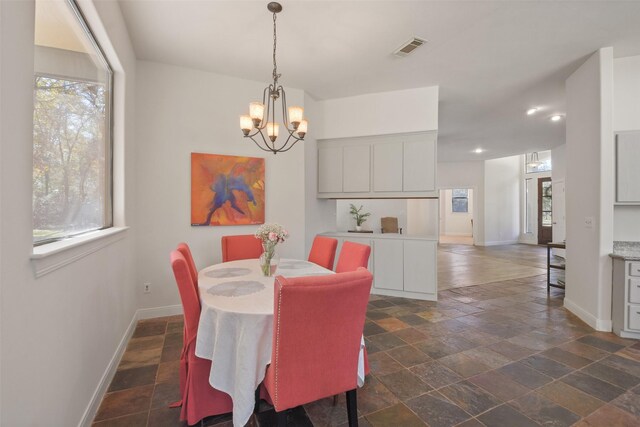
<box><xmin>393</xmin><ymin>36</ymin><xmax>427</xmax><ymax>57</ymax></box>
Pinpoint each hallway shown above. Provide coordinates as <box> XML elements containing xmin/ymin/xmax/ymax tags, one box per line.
<box><xmin>438</xmin><ymin>243</ymin><xmax>550</xmax><ymax>291</ymax></box>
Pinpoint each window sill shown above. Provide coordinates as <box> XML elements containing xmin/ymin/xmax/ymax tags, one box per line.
<box><xmin>31</xmin><ymin>227</ymin><xmax>129</xmax><ymax>277</ymax></box>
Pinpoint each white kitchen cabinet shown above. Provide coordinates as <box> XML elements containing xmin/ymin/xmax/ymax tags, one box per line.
<box><xmin>318</xmin><ymin>146</ymin><xmax>343</xmax><ymax>193</ymax></box>
<box><xmin>616</xmin><ymin>131</ymin><xmax>640</xmax><ymax>204</ymax></box>
<box><xmin>372</xmin><ymin>239</ymin><xmax>404</xmax><ymax>291</ymax></box>
<box><xmin>343</xmin><ymin>145</ymin><xmax>370</xmax><ymax>193</ymax></box>
<box><xmin>403</xmin><ymin>240</ymin><xmax>437</xmax><ymax>296</ymax></box>
<box><xmin>373</xmin><ymin>142</ymin><xmax>403</xmax><ymax>192</ymax></box>
<box><xmin>324</xmin><ymin>233</ymin><xmax>438</xmax><ymax>301</ymax></box>
<box><xmin>404</xmin><ymin>137</ymin><xmax>436</xmax><ymax>192</ymax></box>
<box><xmin>317</xmin><ymin>131</ymin><xmax>438</xmax><ymax>198</ymax></box>
<box><xmin>613</xmin><ymin>256</ymin><xmax>640</xmax><ymax>339</ymax></box>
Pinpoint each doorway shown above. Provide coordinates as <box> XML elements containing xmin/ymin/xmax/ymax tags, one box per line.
<box><xmin>538</xmin><ymin>177</ymin><xmax>552</xmax><ymax>244</ymax></box>
<box><xmin>439</xmin><ymin>188</ymin><xmax>474</xmax><ymax>245</ymax></box>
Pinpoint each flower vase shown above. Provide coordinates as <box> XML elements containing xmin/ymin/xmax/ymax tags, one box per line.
<box><xmin>260</xmin><ymin>242</ymin><xmax>280</xmax><ymax>276</ymax></box>
<box><xmin>355</xmin><ymin>225</ymin><xmax>362</xmax><ymax>232</ymax></box>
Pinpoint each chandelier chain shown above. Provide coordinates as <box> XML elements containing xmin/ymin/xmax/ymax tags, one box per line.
<box><xmin>272</xmin><ymin>11</ymin><xmax>280</xmax><ymax>85</ymax></box>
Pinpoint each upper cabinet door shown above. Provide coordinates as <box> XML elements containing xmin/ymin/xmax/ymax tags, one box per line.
<box><xmin>343</xmin><ymin>145</ymin><xmax>370</xmax><ymax>192</ymax></box>
<box><xmin>318</xmin><ymin>146</ymin><xmax>343</xmax><ymax>193</ymax></box>
<box><xmin>403</xmin><ymin>136</ymin><xmax>436</xmax><ymax>192</ymax></box>
<box><xmin>617</xmin><ymin>132</ymin><xmax>640</xmax><ymax>203</ymax></box>
<box><xmin>373</xmin><ymin>142</ymin><xmax>403</xmax><ymax>192</ymax></box>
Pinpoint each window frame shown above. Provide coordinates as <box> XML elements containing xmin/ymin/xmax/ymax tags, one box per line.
<box><xmin>32</xmin><ymin>0</ymin><xmax>114</xmax><ymax>247</ymax></box>
<box><xmin>451</xmin><ymin>188</ymin><xmax>469</xmax><ymax>213</ymax></box>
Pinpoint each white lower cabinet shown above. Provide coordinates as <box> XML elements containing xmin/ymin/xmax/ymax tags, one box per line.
<box><xmin>403</xmin><ymin>240</ymin><xmax>437</xmax><ymax>297</ymax></box>
<box><xmin>326</xmin><ymin>233</ymin><xmax>437</xmax><ymax>301</ymax></box>
<box><xmin>613</xmin><ymin>257</ymin><xmax>640</xmax><ymax>338</ymax></box>
<box><xmin>373</xmin><ymin>239</ymin><xmax>404</xmax><ymax>291</ymax></box>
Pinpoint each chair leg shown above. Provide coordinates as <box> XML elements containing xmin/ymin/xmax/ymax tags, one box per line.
<box><xmin>346</xmin><ymin>389</ymin><xmax>358</xmax><ymax>427</ymax></box>
<box><xmin>276</xmin><ymin>410</ymin><xmax>287</xmax><ymax>427</ymax></box>
<box><xmin>254</xmin><ymin>387</ymin><xmax>261</xmax><ymax>414</ymax></box>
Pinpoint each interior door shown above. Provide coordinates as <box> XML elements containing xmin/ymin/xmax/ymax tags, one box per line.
<box><xmin>552</xmin><ymin>180</ymin><xmax>566</xmax><ymax>257</ymax></box>
<box><xmin>538</xmin><ymin>177</ymin><xmax>552</xmax><ymax>244</ymax></box>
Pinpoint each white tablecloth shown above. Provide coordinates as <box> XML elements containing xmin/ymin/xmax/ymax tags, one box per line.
<box><xmin>195</xmin><ymin>258</ymin><xmax>366</xmax><ymax>427</ymax></box>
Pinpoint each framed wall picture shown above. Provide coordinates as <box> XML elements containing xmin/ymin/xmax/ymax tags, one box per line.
<box><xmin>191</xmin><ymin>153</ymin><xmax>265</xmax><ymax>226</ymax></box>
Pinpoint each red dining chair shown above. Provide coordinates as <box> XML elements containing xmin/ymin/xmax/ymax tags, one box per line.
<box><xmin>262</xmin><ymin>268</ymin><xmax>373</xmax><ymax>427</ymax></box>
<box><xmin>221</xmin><ymin>235</ymin><xmax>263</xmax><ymax>262</ymax></box>
<box><xmin>177</xmin><ymin>242</ymin><xmax>198</xmax><ymax>288</ymax></box>
<box><xmin>335</xmin><ymin>241</ymin><xmax>371</xmax><ymax>273</ymax></box>
<box><xmin>308</xmin><ymin>236</ymin><xmax>338</xmax><ymax>270</ymax></box>
<box><xmin>170</xmin><ymin>250</ymin><xmax>233</xmax><ymax>424</ymax></box>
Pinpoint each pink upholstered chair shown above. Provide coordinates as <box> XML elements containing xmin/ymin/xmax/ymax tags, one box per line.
<box><xmin>335</xmin><ymin>241</ymin><xmax>371</xmax><ymax>273</ymax></box>
<box><xmin>262</xmin><ymin>268</ymin><xmax>373</xmax><ymax>427</ymax></box>
<box><xmin>177</xmin><ymin>242</ymin><xmax>198</xmax><ymax>289</ymax></box>
<box><xmin>170</xmin><ymin>251</ymin><xmax>233</xmax><ymax>424</ymax></box>
<box><xmin>221</xmin><ymin>235</ymin><xmax>263</xmax><ymax>262</ymax></box>
<box><xmin>308</xmin><ymin>236</ymin><xmax>338</xmax><ymax>270</ymax></box>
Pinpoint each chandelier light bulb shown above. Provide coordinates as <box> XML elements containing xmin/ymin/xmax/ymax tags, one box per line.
<box><xmin>297</xmin><ymin>120</ymin><xmax>308</xmax><ymax>138</ymax></box>
<box><xmin>240</xmin><ymin>115</ymin><xmax>253</xmax><ymax>135</ymax></box>
<box><xmin>249</xmin><ymin>102</ymin><xmax>265</xmax><ymax>126</ymax></box>
<box><xmin>288</xmin><ymin>106</ymin><xmax>303</xmax><ymax>128</ymax></box>
<box><xmin>267</xmin><ymin>122</ymin><xmax>279</xmax><ymax>142</ymax></box>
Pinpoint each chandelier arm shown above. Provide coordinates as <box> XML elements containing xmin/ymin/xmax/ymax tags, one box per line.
<box><xmin>280</xmin><ymin>86</ymin><xmax>291</xmax><ymax>131</ymax></box>
<box><xmin>276</xmin><ymin>133</ymin><xmax>301</xmax><ymax>153</ymax></box>
<box><xmin>248</xmin><ymin>135</ymin><xmax>277</xmax><ymax>153</ymax></box>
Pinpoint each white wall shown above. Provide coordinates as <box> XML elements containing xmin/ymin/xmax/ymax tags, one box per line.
<box><xmin>613</xmin><ymin>55</ymin><xmax>640</xmax><ymax>241</ymax></box>
<box><xmin>0</xmin><ymin>0</ymin><xmax>139</xmax><ymax>425</ymax></box>
<box><xmin>303</xmin><ymin>93</ymin><xmax>336</xmax><ymax>254</ymax></box>
<box><xmin>134</xmin><ymin>61</ymin><xmax>306</xmax><ymax>310</ymax></box>
<box><xmin>551</xmin><ymin>144</ymin><xmax>567</xmax><ymax>256</ymax></box>
<box><xmin>317</xmin><ymin>86</ymin><xmax>439</xmax><ymax>140</ymax></box>
<box><xmin>438</xmin><ymin>161</ymin><xmax>485</xmax><ymax>244</ymax></box>
<box><xmin>440</xmin><ymin>189</ymin><xmax>474</xmax><ymax>236</ymax></box>
<box><xmin>565</xmin><ymin>48</ymin><xmax>615</xmax><ymax>331</ymax></box>
<box><xmin>484</xmin><ymin>155</ymin><xmax>521</xmax><ymax>245</ymax></box>
<box><xmin>407</xmin><ymin>199</ymin><xmax>439</xmax><ymax>237</ymax></box>
<box><xmin>551</xmin><ymin>144</ymin><xmax>566</xmax><ymax>182</ymax></box>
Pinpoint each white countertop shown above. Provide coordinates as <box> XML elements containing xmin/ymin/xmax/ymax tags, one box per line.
<box><xmin>321</xmin><ymin>231</ymin><xmax>438</xmax><ymax>241</ymax></box>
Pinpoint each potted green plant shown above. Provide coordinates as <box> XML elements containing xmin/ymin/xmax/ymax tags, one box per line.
<box><xmin>349</xmin><ymin>204</ymin><xmax>371</xmax><ymax>232</ymax></box>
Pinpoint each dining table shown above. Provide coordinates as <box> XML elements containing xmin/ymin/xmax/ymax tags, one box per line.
<box><xmin>195</xmin><ymin>258</ymin><xmax>366</xmax><ymax>427</ymax></box>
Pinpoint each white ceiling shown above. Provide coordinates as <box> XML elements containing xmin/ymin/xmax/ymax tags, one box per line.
<box><xmin>117</xmin><ymin>0</ymin><xmax>640</xmax><ymax>161</ymax></box>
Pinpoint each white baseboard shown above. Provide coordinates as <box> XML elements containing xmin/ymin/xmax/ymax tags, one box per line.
<box><xmin>478</xmin><ymin>240</ymin><xmax>519</xmax><ymax>247</ymax></box>
<box><xmin>441</xmin><ymin>232</ymin><xmax>472</xmax><ymax>237</ymax></box>
<box><xmin>78</xmin><ymin>304</ymin><xmax>184</xmax><ymax>427</ymax></box>
<box><xmin>78</xmin><ymin>311</ymin><xmax>138</xmax><ymax>427</ymax></box>
<box><xmin>137</xmin><ymin>304</ymin><xmax>183</xmax><ymax>320</ymax></box>
<box><xmin>564</xmin><ymin>298</ymin><xmax>612</xmax><ymax>332</ymax></box>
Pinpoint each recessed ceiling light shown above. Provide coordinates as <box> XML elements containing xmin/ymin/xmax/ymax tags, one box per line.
<box><xmin>550</xmin><ymin>114</ymin><xmax>563</xmax><ymax>122</ymax></box>
<box><xmin>526</xmin><ymin>108</ymin><xmax>539</xmax><ymax>115</ymax></box>
<box><xmin>473</xmin><ymin>148</ymin><xmax>484</xmax><ymax>154</ymax></box>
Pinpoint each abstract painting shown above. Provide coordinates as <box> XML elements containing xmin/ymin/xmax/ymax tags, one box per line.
<box><xmin>191</xmin><ymin>153</ymin><xmax>265</xmax><ymax>226</ymax></box>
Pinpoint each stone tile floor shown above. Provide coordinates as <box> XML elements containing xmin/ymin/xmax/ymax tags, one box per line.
<box><xmin>437</xmin><ymin>244</ymin><xmax>556</xmax><ymax>290</ymax></box>
<box><xmin>93</xmin><ymin>273</ymin><xmax>640</xmax><ymax>426</ymax></box>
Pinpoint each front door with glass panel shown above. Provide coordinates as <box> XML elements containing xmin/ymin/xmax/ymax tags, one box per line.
<box><xmin>538</xmin><ymin>178</ymin><xmax>552</xmax><ymax>244</ymax></box>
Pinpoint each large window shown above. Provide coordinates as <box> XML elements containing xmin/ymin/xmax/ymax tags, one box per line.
<box><xmin>451</xmin><ymin>189</ymin><xmax>469</xmax><ymax>213</ymax></box>
<box><xmin>32</xmin><ymin>0</ymin><xmax>113</xmax><ymax>245</ymax></box>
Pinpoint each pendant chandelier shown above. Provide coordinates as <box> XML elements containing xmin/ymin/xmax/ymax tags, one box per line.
<box><xmin>527</xmin><ymin>152</ymin><xmax>541</xmax><ymax>168</ymax></box>
<box><xmin>240</xmin><ymin>2</ymin><xmax>307</xmax><ymax>154</ymax></box>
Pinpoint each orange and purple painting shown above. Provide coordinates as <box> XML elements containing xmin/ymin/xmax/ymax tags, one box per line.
<box><xmin>191</xmin><ymin>153</ymin><xmax>265</xmax><ymax>226</ymax></box>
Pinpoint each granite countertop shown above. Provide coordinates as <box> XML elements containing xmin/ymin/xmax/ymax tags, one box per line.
<box><xmin>610</xmin><ymin>241</ymin><xmax>640</xmax><ymax>261</ymax></box>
